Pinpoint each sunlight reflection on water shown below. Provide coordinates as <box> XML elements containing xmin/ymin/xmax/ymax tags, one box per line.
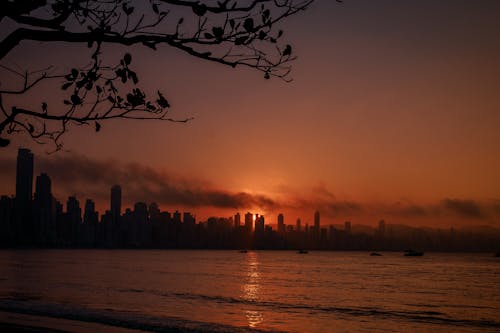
<box><xmin>242</xmin><ymin>251</ymin><xmax>263</xmax><ymax>327</ymax></box>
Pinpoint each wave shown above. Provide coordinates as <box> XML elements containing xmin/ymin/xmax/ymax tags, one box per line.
<box><xmin>157</xmin><ymin>291</ymin><xmax>500</xmax><ymax>329</ymax></box>
<box><xmin>1</xmin><ymin>292</ymin><xmax>499</xmax><ymax>332</ymax></box>
<box><xmin>0</xmin><ymin>299</ymin><xmax>287</xmax><ymax>333</ymax></box>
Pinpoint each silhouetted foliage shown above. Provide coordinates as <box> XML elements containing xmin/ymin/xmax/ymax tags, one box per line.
<box><xmin>0</xmin><ymin>0</ymin><xmax>313</xmax><ymax>150</ymax></box>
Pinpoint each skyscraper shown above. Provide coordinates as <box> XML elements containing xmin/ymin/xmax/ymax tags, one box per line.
<box><xmin>234</xmin><ymin>212</ymin><xmax>241</xmax><ymax>228</ymax></box>
<box><xmin>277</xmin><ymin>213</ymin><xmax>285</xmax><ymax>233</ymax></box>
<box><xmin>15</xmin><ymin>148</ymin><xmax>34</xmax><ymax>204</ymax></box>
<box><xmin>314</xmin><ymin>210</ymin><xmax>320</xmax><ymax>231</ymax></box>
<box><xmin>15</xmin><ymin>148</ymin><xmax>34</xmax><ymax>244</ymax></box>
<box><xmin>244</xmin><ymin>212</ymin><xmax>253</xmax><ymax>232</ymax></box>
<box><xmin>110</xmin><ymin>185</ymin><xmax>121</xmax><ymax>222</ymax></box>
<box><xmin>296</xmin><ymin>218</ymin><xmax>301</xmax><ymax>232</ymax></box>
<box><xmin>34</xmin><ymin>173</ymin><xmax>54</xmax><ymax>244</ymax></box>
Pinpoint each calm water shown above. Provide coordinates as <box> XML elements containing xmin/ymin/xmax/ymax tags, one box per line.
<box><xmin>0</xmin><ymin>250</ymin><xmax>499</xmax><ymax>332</ymax></box>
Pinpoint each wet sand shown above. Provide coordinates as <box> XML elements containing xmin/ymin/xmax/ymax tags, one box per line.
<box><xmin>0</xmin><ymin>311</ymin><xmax>151</xmax><ymax>333</ymax></box>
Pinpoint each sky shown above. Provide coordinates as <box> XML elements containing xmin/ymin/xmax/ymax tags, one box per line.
<box><xmin>1</xmin><ymin>0</ymin><xmax>500</xmax><ymax>228</ymax></box>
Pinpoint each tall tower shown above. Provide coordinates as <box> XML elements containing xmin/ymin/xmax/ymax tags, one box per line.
<box><xmin>296</xmin><ymin>218</ymin><xmax>301</xmax><ymax>232</ymax></box>
<box><xmin>110</xmin><ymin>185</ymin><xmax>121</xmax><ymax>222</ymax></box>
<box><xmin>314</xmin><ymin>210</ymin><xmax>320</xmax><ymax>231</ymax></box>
<box><xmin>15</xmin><ymin>148</ymin><xmax>34</xmax><ymax>244</ymax></box>
<box><xmin>244</xmin><ymin>212</ymin><xmax>253</xmax><ymax>232</ymax></box>
<box><xmin>16</xmin><ymin>148</ymin><xmax>34</xmax><ymax>204</ymax></box>
<box><xmin>277</xmin><ymin>213</ymin><xmax>285</xmax><ymax>233</ymax></box>
<box><xmin>34</xmin><ymin>173</ymin><xmax>54</xmax><ymax>244</ymax></box>
<box><xmin>234</xmin><ymin>212</ymin><xmax>241</xmax><ymax>228</ymax></box>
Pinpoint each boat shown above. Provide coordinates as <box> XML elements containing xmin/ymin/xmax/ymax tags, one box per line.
<box><xmin>404</xmin><ymin>249</ymin><xmax>424</xmax><ymax>257</ymax></box>
<box><xmin>239</xmin><ymin>249</ymin><xmax>248</xmax><ymax>253</ymax></box>
<box><xmin>370</xmin><ymin>252</ymin><xmax>382</xmax><ymax>256</ymax></box>
<box><xmin>297</xmin><ymin>249</ymin><xmax>309</xmax><ymax>254</ymax></box>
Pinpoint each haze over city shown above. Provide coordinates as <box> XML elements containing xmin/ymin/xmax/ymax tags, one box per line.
<box><xmin>1</xmin><ymin>1</ymin><xmax>500</xmax><ymax>228</ymax></box>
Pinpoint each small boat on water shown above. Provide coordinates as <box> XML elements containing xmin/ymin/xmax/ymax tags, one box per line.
<box><xmin>297</xmin><ymin>249</ymin><xmax>309</xmax><ymax>254</ymax></box>
<box><xmin>239</xmin><ymin>249</ymin><xmax>248</xmax><ymax>253</ymax></box>
<box><xmin>404</xmin><ymin>249</ymin><xmax>424</xmax><ymax>257</ymax></box>
<box><xmin>370</xmin><ymin>252</ymin><xmax>382</xmax><ymax>256</ymax></box>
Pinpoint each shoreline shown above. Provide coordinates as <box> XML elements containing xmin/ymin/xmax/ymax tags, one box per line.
<box><xmin>0</xmin><ymin>311</ymin><xmax>152</xmax><ymax>333</ymax></box>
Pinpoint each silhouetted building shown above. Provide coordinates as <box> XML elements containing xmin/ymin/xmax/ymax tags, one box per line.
<box><xmin>277</xmin><ymin>213</ymin><xmax>285</xmax><ymax>233</ymax></box>
<box><xmin>314</xmin><ymin>210</ymin><xmax>320</xmax><ymax>230</ymax></box>
<box><xmin>378</xmin><ymin>219</ymin><xmax>386</xmax><ymax>237</ymax></box>
<box><xmin>110</xmin><ymin>185</ymin><xmax>121</xmax><ymax>223</ymax></box>
<box><xmin>15</xmin><ymin>148</ymin><xmax>34</xmax><ymax>244</ymax></box>
<box><xmin>296</xmin><ymin>218</ymin><xmax>301</xmax><ymax>232</ymax></box>
<box><xmin>244</xmin><ymin>212</ymin><xmax>253</xmax><ymax>232</ymax></box>
<box><xmin>234</xmin><ymin>212</ymin><xmax>241</xmax><ymax>228</ymax></box>
<box><xmin>345</xmin><ymin>221</ymin><xmax>352</xmax><ymax>234</ymax></box>
<box><xmin>15</xmin><ymin>148</ymin><xmax>34</xmax><ymax>205</ymax></box>
<box><xmin>255</xmin><ymin>215</ymin><xmax>265</xmax><ymax>234</ymax></box>
<box><xmin>33</xmin><ymin>173</ymin><xmax>55</xmax><ymax>245</ymax></box>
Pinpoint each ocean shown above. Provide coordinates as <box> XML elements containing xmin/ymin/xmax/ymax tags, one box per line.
<box><xmin>0</xmin><ymin>250</ymin><xmax>498</xmax><ymax>332</ymax></box>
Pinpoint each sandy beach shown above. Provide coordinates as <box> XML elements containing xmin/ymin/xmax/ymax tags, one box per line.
<box><xmin>0</xmin><ymin>311</ymin><xmax>151</xmax><ymax>333</ymax></box>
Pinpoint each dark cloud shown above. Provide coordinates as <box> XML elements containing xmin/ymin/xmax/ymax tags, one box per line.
<box><xmin>1</xmin><ymin>154</ymin><xmax>499</xmax><ymax>224</ymax></box>
<box><xmin>440</xmin><ymin>198</ymin><xmax>484</xmax><ymax>219</ymax></box>
<box><xmin>33</xmin><ymin>154</ymin><xmax>278</xmax><ymax>210</ymax></box>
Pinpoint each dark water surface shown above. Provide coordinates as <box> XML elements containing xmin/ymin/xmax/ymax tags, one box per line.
<box><xmin>0</xmin><ymin>250</ymin><xmax>498</xmax><ymax>332</ymax></box>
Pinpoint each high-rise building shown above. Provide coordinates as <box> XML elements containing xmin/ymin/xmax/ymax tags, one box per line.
<box><xmin>296</xmin><ymin>218</ymin><xmax>301</xmax><ymax>232</ymax></box>
<box><xmin>244</xmin><ymin>212</ymin><xmax>253</xmax><ymax>232</ymax></box>
<box><xmin>34</xmin><ymin>173</ymin><xmax>54</xmax><ymax>244</ymax></box>
<box><xmin>134</xmin><ymin>202</ymin><xmax>148</xmax><ymax>224</ymax></box>
<box><xmin>277</xmin><ymin>213</ymin><xmax>285</xmax><ymax>233</ymax></box>
<box><xmin>345</xmin><ymin>220</ymin><xmax>352</xmax><ymax>234</ymax></box>
<box><xmin>110</xmin><ymin>185</ymin><xmax>121</xmax><ymax>222</ymax></box>
<box><xmin>255</xmin><ymin>215</ymin><xmax>265</xmax><ymax>234</ymax></box>
<box><xmin>15</xmin><ymin>148</ymin><xmax>34</xmax><ymax>243</ymax></box>
<box><xmin>234</xmin><ymin>212</ymin><xmax>241</xmax><ymax>228</ymax></box>
<box><xmin>84</xmin><ymin>199</ymin><xmax>98</xmax><ymax>224</ymax></box>
<box><xmin>378</xmin><ymin>219</ymin><xmax>386</xmax><ymax>237</ymax></box>
<box><xmin>314</xmin><ymin>211</ymin><xmax>320</xmax><ymax>233</ymax></box>
<box><xmin>15</xmin><ymin>148</ymin><xmax>34</xmax><ymax>204</ymax></box>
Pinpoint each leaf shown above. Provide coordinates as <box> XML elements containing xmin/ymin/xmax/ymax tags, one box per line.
<box><xmin>142</xmin><ymin>41</ymin><xmax>157</xmax><ymax>50</ymax></box>
<box><xmin>283</xmin><ymin>44</ymin><xmax>292</xmax><ymax>57</ymax></box>
<box><xmin>204</xmin><ymin>32</ymin><xmax>214</xmax><ymax>39</ymax></box>
<box><xmin>212</xmin><ymin>26</ymin><xmax>224</xmax><ymax>39</ymax></box>
<box><xmin>95</xmin><ymin>121</ymin><xmax>101</xmax><ymax>132</ymax></box>
<box><xmin>243</xmin><ymin>18</ymin><xmax>254</xmax><ymax>32</ymax></box>
<box><xmin>124</xmin><ymin>53</ymin><xmax>132</xmax><ymax>65</ymax></box>
<box><xmin>70</xmin><ymin>94</ymin><xmax>81</xmax><ymax>105</ymax></box>
<box><xmin>157</xmin><ymin>91</ymin><xmax>170</xmax><ymax>108</ymax></box>
<box><xmin>192</xmin><ymin>3</ymin><xmax>207</xmax><ymax>16</ymax></box>
<box><xmin>71</xmin><ymin>68</ymin><xmax>78</xmax><ymax>78</ymax></box>
<box><xmin>107</xmin><ymin>96</ymin><xmax>116</xmax><ymax>103</ymax></box>
<box><xmin>262</xmin><ymin>9</ymin><xmax>270</xmax><ymax>22</ymax></box>
<box><xmin>259</xmin><ymin>30</ymin><xmax>266</xmax><ymax>40</ymax></box>
<box><xmin>152</xmin><ymin>3</ymin><xmax>159</xmax><ymax>14</ymax></box>
<box><xmin>235</xmin><ymin>36</ymin><xmax>248</xmax><ymax>45</ymax></box>
<box><xmin>0</xmin><ymin>137</ymin><xmax>10</xmax><ymax>147</ymax></box>
<box><xmin>96</xmin><ymin>85</ymin><xmax>102</xmax><ymax>94</ymax></box>
<box><xmin>178</xmin><ymin>17</ymin><xmax>184</xmax><ymax>25</ymax></box>
<box><xmin>129</xmin><ymin>71</ymin><xmax>139</xmax><ymax>84</ymax></box>
<box><xmin>264</xmin><ymin>72</ymin><xmax>270</xmax><ymax>80</ymax></box>
<box><xmin>61</xmin><ymin>82</ymin><xmax>72</xmax><ymax>90</ymax></box>
<box><xmin>41</xmin><ymin>102</ymin><xmax>47</xmax><ymax>112</ymax></box>
<box><xmin>278</xmin><ymin>30</ymin><xmax>283</xmax><ymax>38</ymax></box>
<box><xmin>28</xmin><ymin>123</ymin><xmax>34</xmax><ymax>133</ymax></box>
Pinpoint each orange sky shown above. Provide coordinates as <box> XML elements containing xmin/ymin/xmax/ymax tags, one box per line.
<box><xmin>1</xmin><ymin>0</ymin><xmax>499</xmax><ymax>227</ymax></box>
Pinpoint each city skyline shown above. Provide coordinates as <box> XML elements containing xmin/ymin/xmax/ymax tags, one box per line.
<box><xmin>1</xmin><ymin>1</ymin><xmax>499</xmax><ymax>230</ymax></box>
<box><xmin>1</xmin><ymin>148</ymin><xmax>499</xmax><ymax>252</ymax></box>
